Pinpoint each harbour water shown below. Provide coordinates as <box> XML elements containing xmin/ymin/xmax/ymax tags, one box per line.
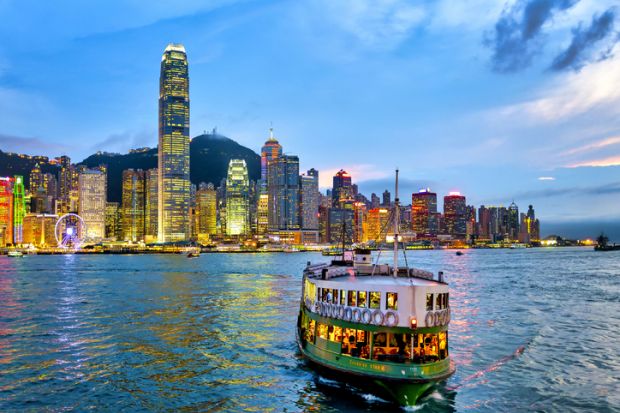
<box><xmin>0</xmin><ymin>248</ymin><xmax>618</xmax><ymax>412</ymax></box>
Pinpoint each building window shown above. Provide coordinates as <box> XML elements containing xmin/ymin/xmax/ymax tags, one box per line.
<box><xmin>426</xmin><ymin>293</ymin><xmax>433</xmax><ymax>311</ymax></box>
<box><xmin>348</xmin><ymin>290</ymin><xmax>357</xmax><ymax>307</ymax></box>
<box><xmin>358</xmin><ymin>291</ymin><xmax>367</xmax><ymax>308</ymax></box>
<box><xmin>387</xmin><ymin>292</ymin><xmax>398</xmax><ymax>310</ymax></box>
<box><xmin>369</xmin><ymin>291</ymin><xmax>381</xmax><ymax>309</ymax></box>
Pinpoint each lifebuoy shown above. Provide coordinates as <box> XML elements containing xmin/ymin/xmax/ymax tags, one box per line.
<box><xmin>446</xmin><ymin>308</ymin><xmax>451</xmax><ymax>324</ymax></box>
<box><xmin>352</xmin><ymin>308</ymin><xmax>362</xmax><ymax>323</ymax></box>
<box><xmin>434</xmin><ymin>312</ymin><xmax>440</xmax><ymax>326</ymax></box>
<box><xmin>361</xmin><ymin>309</ymin><xmax>372</xmax><ymax>324</ymax></box>
<box><xmin>384</xmin><ymin>310</ymin><xmax>399</xmax><ymax>327</ymax></box>
<box><xmin>371</xmin><ymin>310</ymin><xmax>384</xmax><ymax>326</ymax></box>
<box><xmin>314</xmin><ymin>302</ymin><xmax>320</xmax><ymax>313</ymax></box>
<box><xmin>425</xmin><ymin>311</ymin><xmax>435</xmax><ymax>327</ymax></box>
<box><xmin>338</xmin><ymin>306</ymin><xmax>345</xmax><ymax>319</ymax></box>
<box><xmin>344</xmin><ymin>307</ymin><xmax>353</xmax><ymax>322</ymax></box>
<box><xmin>321</xmin><ymin>302</ymin><xmax>328</xmax><ymax>317</ymax></box>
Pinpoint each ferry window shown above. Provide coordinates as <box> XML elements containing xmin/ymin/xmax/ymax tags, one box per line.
<box><xmin>387</xmin><ymin>292</ymin><xmax>398</xmax><ymax>310</ymax></box>
<box><xmin>444</xmin><ymin>293</ymin><xmax>449</xmax><ymax>308</ymax></box>
<box><xmin>317</xmin><ymin>288</ymin><xmax>322</xmax><ymax>302</ymax></box>
<box><xmin>438</xmin><ymin>332</ymin><xmax>448</xmax><ymax>359</ymax></box>
<box><xmin>340</xmin><ymin>290</ymin><xmax>346</xmax><ymax>306</ymax></box>
<box><xmin>347</xmin><ymin>290</ymin><xmax>357</xmax><ymax>306</ymax></box>
<box><xmin>369</xmin><ymin>292</ymin><xmax>381</xmax><ymax>309</ymax></box>
<box><xmin>372</xmin><ymin>333</ymin><xmax>411</xmax><ymax>362</ymax></box>
<box><xmin>412</xmin><ymin>333</ymin><xmax>446</xmax><ymax>363</ymax></box>
<box><xmin>426</xmin><ymin>293</ymin><xmax>433</xmax><ymax>311</ymax></box>
<box><xmin>333</xmin><ymin>289</ymin><xmax>339</xmax><ymax>304</ymax></box>
<box><xmin>306</xmin><ymin>319</ymin><xmax>316</xmax><ymax>343</ymax></box>
<box><xmin>358</xmin><ymin>291</ymin><xmax>367</xmax><ymax>308</ymax></box>
<box><xmin>436</xmin><ymin>293</ymin><xmax>442</xmax><ymax>309</ymax></box>
<box><xmin>329</xmin><ymin>326</ymin><xmax>342</xmax><ymax>342</ymax></box>
<box><xmin>317</xmin><ymin>323</ymin><xmax>328</xmax><ymax>340</ymax></box>
<box><xmin>341</xmin><ymin>328</ymin><xmax>369</xmax><ymax>359</ymax></box>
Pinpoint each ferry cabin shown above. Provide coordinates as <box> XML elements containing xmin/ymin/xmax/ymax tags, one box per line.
<box><xmin>299</xmin><ymin>258</ymin><xmax>452</xmax><ymax>381</ymax></box>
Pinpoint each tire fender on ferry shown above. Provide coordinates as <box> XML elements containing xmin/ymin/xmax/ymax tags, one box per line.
<box><xmin>314</xmin><ymin>302</ymin><xmax>320</xmax><ymax>314</ymax></box>
<box><xmin>361</xmin><ymin>309</ymin><xmax>372</xmax><ymax>324</ymax></box>
<box><xmin>425</xmin><ymin>311</ymin><xmax>435</xmax><ymax>327</ymax></box>
<box><xmin>371</xmin><ymin>310</ymin><xmax>384</xmax><ymax>326</ymax></box>
<box><xmin>352</xmin><ymin>308</ymin><xmax>362</xmax><ymax>323</ymax></box>
<box><xmin>338</xmin><ymin>306</ymin><xmax>345</xmax><ymax>319</ymax></box>
<box><xmin>434</xmin><ymin>312</ymin><xmax>440</xmax><ymax>326</ymax></box>
<box><xmin>446</xmin><ymin>308</ymin><xmax>451</xmax><ymax>324</ymax></box>
<box><xmin>344</xmin><ymin>307</ymin><xmax>353</xmax><ymax>322</ymax></box>
<box><xmin>384</xmin><ymin>310</ymin><xmax>399</xmax><ymax>327</ymax></box>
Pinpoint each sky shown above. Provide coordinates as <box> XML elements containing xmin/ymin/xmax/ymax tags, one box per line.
<box><xmin>0</xmin><ymin>0</ymin><xmax>619</xmax><ymax>236</ymax></box>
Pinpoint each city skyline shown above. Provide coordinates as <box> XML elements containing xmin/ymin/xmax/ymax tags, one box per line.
<box><xmin>1</xmin><ymin>0</ymin><xmax>619</xmax><ymax>229</ymax></box>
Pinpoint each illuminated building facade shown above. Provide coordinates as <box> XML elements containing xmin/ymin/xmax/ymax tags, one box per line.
<box><xmin>366</xmin><ymin>207</ymin><xmax>390</xmax><ymax>243</ymax></box>
<box><xmin>300</xmin><ymin>172</ymin><xmax>319</xmax><ymax>230</ymax></box>
<box><xmin>0</xmin><ymin>177</ymin><xmax>12</xmax><ymax>246</ymax></box>
<box><xmin>78</xmin><ymin>167</ymin><xmax>107</xmax><ymax>240</ymax></box>
<box><xmin>508</xmin><ymin>202</ymin><xmax>519</xmax><ymax>240</ymax></box>
<box><xmin>443</xmin><ymin>192</ymin><xmax>467</xmax><ymax>239</ymax></box>
<box><xmin>23</xmin><ymin>214</ymin><xmax>57</xmax><ymax>246</ymax></box>
<box><xmin>145</xmin><ymin>168</ymin><xmax>158</xmax><ymax>242</ymax></box>
<box><xmin>12</xmin><ymin>175</ymin><xmax>25</xmax><ymax>245</ymax></box>
<box><xmin>225</xmin><ymin>160</ymin><xmax>250</xmax><ymax>236</ymax></box>
<box><xmin>196</xmin><ymin>182</ymin><xmax>217</xmax><ymax>241</ymax></box>
<box><xmin>121</xmin><ymin>169</ymin><xmax>146</xmax><ymax>242</ymax></box>
<box><xmin>158</xmin><ymin>43</ymin><xmax>190</xmax><ymax>243</ymax></box>
<box><xmin>328</xmin><ymin>208</ymin><xmax>354</xmax><ymax>244</ymax></box>
<box><xmin>411</xmin><ymin>188</ymin><xmax>438</xmax><ymax>238</ymax></box>
<box><xmin>382</xmin><ymin>190</ymin><xmax>391</xmax><ymax>207</ymax></box>
<box><xmin>332</xmin><ymin>169</ymin><xmax>352</xmax><ymax>207</ymax></box>
<box><xmin>352</xmin><ymin>201</ymin><xmax>367</xmax><ymax>243</ymax></box>
<box><xmin>105</xmin><ymin>202</ymin><xmax>121</xmax><ymax>240</ymax></box>
<box><xmin>268</xmin><ymin>154</ymin><xmax>300</xmax><ymax>231</ymax></box>
<box><xmin>259</xmin><ymin>128</ymin><xmax>282</xmax><ymax>235</ymax></box>
<box><xmin>58</xmin><ymin>156</ymin><xmax>79</xmax><ymax>213</ymax></box>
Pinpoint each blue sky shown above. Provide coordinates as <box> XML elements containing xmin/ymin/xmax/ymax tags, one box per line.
<box><xmin>1</xmin><ymin>0</ymin><xmax>619</xmax><ymax>232</ymax></box>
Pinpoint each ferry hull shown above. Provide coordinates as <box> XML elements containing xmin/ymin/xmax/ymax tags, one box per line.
<box><xmin>296</xmin><ymin>328</ymin><xmax>451</xmax><ymax>406</ymax></box>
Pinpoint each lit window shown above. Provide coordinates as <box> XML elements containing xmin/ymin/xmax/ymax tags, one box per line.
<box><xmin>347</xmin><ymin>290</ymin><xmax>357</xmax><ymax>306</ymax></box>
<box><xmin>369</xmin><ymin>292</ymin><xmax>381</xmax><ymax>309</ymax></box>
<box><xmin>358</xmin><ymin>291</ymin><xmax>367</xmax><ymax>308</ymax></box>
<box><xmin>387</xmin><ymin>292</ymin><xmax>398</xmax><ymax>310</ymax></box>
<box><xmin>426</xmin><ymin>293</ymin><xmax>433</xmax><ymax>311</ymax></box>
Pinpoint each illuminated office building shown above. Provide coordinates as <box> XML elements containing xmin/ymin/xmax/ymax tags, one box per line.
<box><xmin>332</xmin><ymin>169</ymin><xmax>352</xmax><ymax>206</ymax></box>
<box><xmin>23</xmin><ymin>214</ymin><xmax>57</xmax><ymax>246</ymax></box>
<box><xmin>259</xmin><ymin>128</ymin><xmax>282</xmax><ymax>235</ymax></box>
<box><xmin>29</xmin><ymin>163</ymin><xmax>43</xmax><ymax>192</ymax></box>
<box><xmin>0</xmin><ymin>177</ymin><xmax>12</xmax><ymax>246</ymax></box>
<box><xmin>443</xmin><ymin>192</ymin><xmax>467</xmax><ymax>239</ymax></box>
<box><xmin>411</xmin><ymin>188</ymin><xmax>438</xmax><ymax>238</ymax></box>
<box><xmin>300</xmin><ymin>171</ymin><xmax>319</xmax><ymax>230</ymax></box>
<box><xmin>145</xmin><ymin>168</ymin><xmax>158</xmax><ymax>241</ymax></box>
<box><xmin>225</xmin><ymin>160</ymin><xmax>250</xmax><ymax>236</ymax></box>
<box><xmin>105</xmin><ymin>202</ymin><xmax>121</xmax><ymax>240</ymax></box>
<box><xmin>508</xmin><ymin>201</ymin><xmax>519</xmax><ymax>240</ymax></box>
<box><xmin>58</xmin><ymin>156</ymin><xmax>78</xmax><ymax>213</ymax></box>
<box><xmin>366</xmin><ymin>207</ymin><xmax>390</xmax><ymax>243</ymax></box>
<box><xmin>158</xmin><ymin>43</ymin><xmax>190</xmax><ymax>243</ymax></box>
<box><xmin>78</xmin><ymin>167</ymin><xmax>107</xmax><ymax>240</ymax></box>
<box><xmin>196</xmin><ymin>182</ymin><xmax>217</xmax><ymax>241</ymax></box>
<box><xmin>382</xmin><ymin>190</ymin><xmax>391</xmax><ymax>207</ymax></box>
<box><xmin>12</xmin><ymin>175</ymin><xmax>25</xmax><ymax>245</ymax></box>
<box><xmin>328</xmin><ymin>208</ymin><xmax>354</xmax><ymax>244</ymax></box>
<box><xmin>121</xmin><ymin>169</ymin><xmax>146</xmax><ymax>242</ymax></box>
<box><xmin>268</xmin><ymin>155</ymin><xmax>300</xmax><ymax>230</ymax></box>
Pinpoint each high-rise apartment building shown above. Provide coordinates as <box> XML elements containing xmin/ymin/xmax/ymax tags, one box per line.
<box><xmin>443</xmin><ymin>192</ymin><xmax>467</xmax><ymax>239</ymax></box>
<box><xmin>78</xmin><ymin>167</ymin><xmax>107</xmax><ymax>240</ymax></box>
<box><xmin>145</xmin><ymin>168</ymin><xmax>158</xmax><ymax>242</ymax></box>
<box><xmin>121</xmin><ymin>169</ymin><xmax>146</xmax><ymax>242</ymax></box>
<box><xmin>58</xmin><ymin>155</ymin><xmax>79</xmax><ymax>213</ymax></box>
<box><xmin>411</xmin><ymin>188</ymin><xmax>438</xmax><ymax>238</ymax></box>
<box><xmin>225</xmin><ymin>160</ymin><xmax>250</xmax><ymax>236</ymax></box>
<box><xmin>158</xmin><ymin>43</ymin><xmax>190</xmax><ymax>243</ymax></box>
<box><xmin>105</xmin><ymin>202</ymin><xmax>121</xmax><ymax>240</ymax></box>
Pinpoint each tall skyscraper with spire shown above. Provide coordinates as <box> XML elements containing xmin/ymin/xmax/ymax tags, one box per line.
<box><xmin>158</xmin><ymin>43</ymin><xmax>190</xmax><ymax>243</ymax></box>
<box><xmin>259</xmin><ymin>128</ymin><xmax>282</xmax><ymax>235</ymax></box>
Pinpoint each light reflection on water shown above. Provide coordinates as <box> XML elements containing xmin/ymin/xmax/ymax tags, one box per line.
<box><xmin>0</xmin><ymin>248</ymin><xmax>618</xmax><ymax>412</ymax></box>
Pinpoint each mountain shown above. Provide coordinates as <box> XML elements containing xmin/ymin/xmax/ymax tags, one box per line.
<box><xmin>80</xmin><ymin>131</ymin><xmax>261</xmax><ymax>202</ymax></box>
<box><xmin>0</xmin><ymin>150</ymin><xmax>60</xmax><ymax>189</ymax></box>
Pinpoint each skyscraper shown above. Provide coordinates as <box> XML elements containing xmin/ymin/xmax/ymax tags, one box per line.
<box><xmin>332</xmin><ymin>169</ymin><xmax>352</xmax><ymax>206</ymax></box>
<box><xmin>78</xmin><ymin>167</ymin><xmax>107</xmax><ymax>240</ymax></box>
<box><xmin>259</xmin><ymin>128</ymin><xmax>282</xmax><ymax>235</ymax></box>
<box><xmin>121</xmin><ymin>169</ymin><xmax>146</xmax><ymax>242</ymax></box>
<box><xmin>268</xmin><ymin>155</ymin><xmax>300</xmax><ymax>230</ymax></box>
<box><xmin>145</xmin><ymin>168</ymin><xmax>158</xmax><ymax>242</ymax></box>
<box><xmin>158</xmin><ymin>43</ymin><xmax>190</xmax><ymax>243</ymax></box>
<box><xmin>411</xmin><ymin>188</ymin><xmax>438</xmax><ymax>238</ymax></box>
<box><xmin>225</xmin><ymin>160</ymin><xmax>250</xmax><ymax>236</ymax></box>
<box><xmin>196</xmin><ymin>182</ymin><xmax>217</xmax><ymax>241</ymax></box>
<box><xmin>300</xmin><ymin>171</ymin><xmax>319</xmax><ymax>230</ymax></box>
<box><xmin>508</xmin><ymin>201</ymin><xmax>519</xmax><ymax>241</ymax></box>
<box><xmin>443</xmin><ymin>192</ymin><xmax>467</xmax><ymax>239</ymax></box>
<box><xmin>382</xmin><ymin>190</ymin><xmax>391</xmax><ymax>207</ymax></box>
<box><xmin>0</xmin><ymin>177</ymin><xmax>12</xmax><ymax>246</ymax></box>
<box><xmin>58</xmin><ymin>155</ymin><xmax>78</xmax><ymax>213</ymax></box>
<box><xmin>12</xmin><ymin>176</ymin><xmax>25</xmax><ymax>245</ymax></box>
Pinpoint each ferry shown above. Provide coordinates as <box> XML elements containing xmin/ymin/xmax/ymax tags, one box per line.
<box><xmin>296</xmin><ymin>171</ymin><xmax>454</xmax><ymax>406</ymax></box>
<box><xmin>7</xmin><ymin>250</ymin><xmax>24</xmax><ymax>258</ymax></box>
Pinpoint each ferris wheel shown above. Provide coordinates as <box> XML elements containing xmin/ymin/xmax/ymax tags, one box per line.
<box><xmin>55</xmin><ymin>213</ymin><xmax>87</xmax><ymax>249</ymax></box>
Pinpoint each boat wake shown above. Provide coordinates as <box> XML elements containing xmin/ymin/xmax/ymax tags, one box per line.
<box><xmin>448</xmin><ymin>340</ymin><xmax>531</xmax><ymax>391</ymax></box>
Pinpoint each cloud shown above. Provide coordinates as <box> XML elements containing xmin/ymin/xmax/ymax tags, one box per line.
<box><xmin>538</xmin><ymin>176</ymin><xmax>556</xmax><ymax>180</ymax></box>
<box><xmin>0</xmin><ymin>133</ymin><xmax>69</xmax><ymax>155</ymax></box>
<box><xmin>492</xmin><ymin>181</ymin><xmax>620</xmax><ymax>201</ymax></box>
<box><xmin>569</xmin><ymin>155</ymin><xmax>620</xmax><ymax>167</ymax></box>
<box><xmin>318</xmin><ymin>164</ymin><xmax>389</xmax><ymax>189</ymax></box>
<box><xmin>89</xmin><ymin>130</ymin><xmax>155</xmax><ymax>154</ymax></box>
<box><xmin>561</xmin><ymin>135</ymin><xmax>620</xmax><ymax>156</ymax></box>
<box><xmin>550</xmin><ymin>7</ymin><xmax>619</xmax><ymax>71</ymax></box>
<box><xmin>486</xmin><ymin>0</ymin><xmax>579</xmax><ymax>73</ymax></box>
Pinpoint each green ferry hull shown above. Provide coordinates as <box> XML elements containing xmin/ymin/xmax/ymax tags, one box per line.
<box><xmin>296</xmin><ymin>328</ymin><xmax>452</xmax><ymax>406</ymax></box>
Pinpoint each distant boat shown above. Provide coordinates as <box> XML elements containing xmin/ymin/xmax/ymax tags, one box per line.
<box><xmin>594</xmin><ymin>233</ymin><xmax>620</xmax><ymax>251</ymax></box>
<box><xmin>455</xmin><ymin>251</ymin><xmax>463</xmax><ymax>256</ymax></box>
<box><xmin>7</xmin><ymin>250</ymin><xmax>23</xmax><ymax>258</ymax></box>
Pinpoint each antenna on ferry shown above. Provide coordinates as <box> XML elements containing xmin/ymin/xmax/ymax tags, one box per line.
<box><xmin>393</xmin><ymin>168</ymin><xmax>400</xmax><ymax>278</ymax></box>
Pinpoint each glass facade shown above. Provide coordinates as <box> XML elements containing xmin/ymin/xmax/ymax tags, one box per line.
<box><xmin>121</xmin><ymin>169</ymin><xmax>146</xmax><ymax>242</ymax></box>
<box><xmin>158</xmin><ymin>43</ymin><xmax>190</xmax><ymax>243</ymax></box>
<box><xmin>78</xmin><ymin>167</ymin><xmax>107</xmax><ymax>240</ymax></box>
<box><xmin>225</xmin><ymin>160</ymin><xmax>250</xmax><ymax>236</ymax></box>
<box><xmin>268</xmin><ymin>155</ymin><xmax>300</xmax><ymax>231</ymax></box>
